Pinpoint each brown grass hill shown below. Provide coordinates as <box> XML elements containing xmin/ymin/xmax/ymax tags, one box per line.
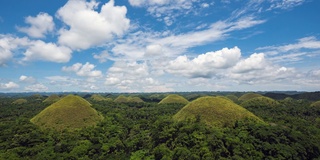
<box><xmin>311</xmin><ymin>101</ymin><xmax>320</xmax><ymax>108</ymax></box>
<box><xmin>12</xmin><ymin>99</ymin><xmax>28</xmax><ymax>104</ymax></box>
<box><xmin>173</xmin><ymin>96</ymin><xmax>264</xmax><ymax>128</ymax></box>
<box><xmin>43</xmin><ymin>94</ymin><xmax>61</xmax><ymax>103</ymax></box>
<box><xmin>238</xmin><ymin>93</ymin><xmax>263</xmax><ymax>102</ymax></box>
<box><xmin>240</xmin><ymin>96</ymin><xmax>280</xmax><ymax>108</ymax></box>
<box><xmin>30</xmin><ymin>95</ymin><xmax>103</xmax><ymax>131</ymax></box>
<box><xmin>91</xmin><ymin>94</ymin><xmax>113</xmax><ymax>102</ymax></box>
<box><xmin>114</xmin><ymin>95</ymin><xmax>144</xmax><ymax>103</ymax></box>
<box><xmin>158</xmin><ymin>94</ymin><xmax>189</xmax><ymax>105</ymax></box>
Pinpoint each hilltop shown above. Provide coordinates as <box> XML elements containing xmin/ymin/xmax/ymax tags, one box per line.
<box><xmin>114</xmin><ymin>95</ymin><xmax>144</xmax><ymax>103</ymax></box>
<box><xmin>12</xmin><ymin>99</ymin><xmax>27</xmax><ymax>104</ymax></box>
<box><xmin>240</xmin><ymin>96</ymin><xmax>280</xmax><ymax>108</ymax></box>
<box><xmin>90</xmin><ymin>94</ymin><xmax>113</xmax><ymax>102</ymax></box>
<box><xmin>173</xmin><ymin>96</ymin><xmax>264</xmax><ymax>127</ymax></box>
<box><xmin>158</xmin><ymin>94</ymin><xmax>189</xmax><ymax>105</ymax></box>
<box><xmin>30</xmin><ymin>95</ymin><xmax>103</xmax><ymax>131</ymax></box>
<box><xmin>43</xmin><ymin>94</ymin><xmax>61</xmax><ymax>103</ymax></box>
<box><xmin>238</xmin><ymin>93</ymin><xmax>263</xmax><ymax>101</ymax></box>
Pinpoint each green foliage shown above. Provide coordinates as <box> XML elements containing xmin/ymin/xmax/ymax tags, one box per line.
<box><xmin>158</xmin><ymin>94</ymin><xmax>189</xmax><ymax>105</ymax></box>
<box><xmin>30</xmin><ymin>95</ymin><xmax>103</xmax><ymax>131</ymax></box>
<box><xmin>238</xmin><ymin>93</ymin><xmax>263</xmax><ymax>102</ymax></box>
<box><xmin>173</xmin><ymin>96</ymin><xmax>264</xmax><ymax>127</ymax></box>
<box><xmin>0</xmin><ymin>92</ymin><xmax>320</xmax><ymax>159</ymax></box>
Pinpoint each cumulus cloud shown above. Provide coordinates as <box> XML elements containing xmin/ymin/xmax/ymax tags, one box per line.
<box><xmin>19</xmin><ymin>75</ymin><xmax>37</xmax><ymax>84</ymax></box>
<box><xmin>93</xmin><ymin>51</ymin><xmax>110</xmax><ymax>63</ymax></box>
<box><xmin>62</xmin><ymin>62</ymin><xmax>102</xmax><ymax>77</ymax></box>
<box><xmin>166</xmin><ymin>47</ymin><xmax>241</xmax><ymax>78</ymax></box>
<box><xmin>24</xmin><ymin>83</ymin><xmax>48</xmax><ymax>92</ymax></box>
<box><xmin>17</xmin><ymin>12</ymin><xmax>54</xmax><ymax>38</ymax></box>
<box><xmin>57</xmin><ymin>0</ymin><xmax>130</xmax><ymax>50</ymax></box>
<box><xmin>0</xmin><ymin>35</ymin><xmax>29</xmax><ymax>66</ymax></box>
<box><xmin>22</xmin><ymin>40</ymin><xmax>72</xmax><ymax>63</ymax></box>
<box><xmin>0</xmin><ymin>82</ymin><xmax>19</xmax><ymax>90</ymax></box>
<box><xmin>232</xmin><ymin>53</ymin><xmax>267</xmax><ymax>73</ymax></box>
<box><xmin>145</xmin><ymin>44</ymin><xmax>163</xmax><ymax>56</ymax></box>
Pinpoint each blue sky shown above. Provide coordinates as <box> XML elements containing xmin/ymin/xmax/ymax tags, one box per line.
<box><xmin>0</xmin><ymin>0</ymin><xmax>320</xmax><ymax>92</ymax></box>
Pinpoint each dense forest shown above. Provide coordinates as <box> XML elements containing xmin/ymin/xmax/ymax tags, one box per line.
<box><xmin>0</xmin><ymin>92</ymin><xmax>320</xmax><ymax>159</ymax></box>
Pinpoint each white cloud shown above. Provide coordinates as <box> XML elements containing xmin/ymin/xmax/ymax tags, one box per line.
<box><xmin>93</xmin><ymin>51</ymin><xmax>110</xmax><ymax>63</ymax></box>
<box><xmin>0</xmin><ymin>35</ymin><xmax>29</xmax><ymax>66</ymax></box>
<box><xmin>0</xmin><ymin>82</ymin><xmax>19</xmax><ymax>90</ymax></box>
<box><xmin>268</xmin><ymin>0</ymin><xmax>305</xmax><ymax>10</ymax></box>
<box><xmin>57</xmin><ymin>0</ymin><xmax>130</xmax><ymax>50</ymax></box>
<box><xmin>232</xmin><ymin>53</ymin><xmax>267</xmax><ymax>73</ymax></box>
<box><xmin>258</xmin><ymin>36</ymin><xmax>320</xmax><ymax>53</ymax></box>
<box><xmin>22</xmin><ymin>40</ymin><xmax>72</xmax><ymax>63</ymax></box>
<box><xmin>24</xmin><ymin>83</ymin><xmax>48</xmax><ymax>92</ymax></box>
<box><xmin>145</xmin><ymin>44</ymin><xmax>163</xmax><ymax>57</ymax></box>
<box><xmin>62</xmin><ymin>62</ymin><xmax>102</xmax><ymax>77</ymax></box>
<box><xmin>19</xmin><ymin>75</ymin><xmax>37</xmax><ymax>84</ymax></box>
<box><xmin>17</xmin><ymin>12</ymin><xmax>54</xmax><ymax>38</ymax></box>
<box><xmin>166</xmin><ymin>47</ymin><xmax>241</xmax><ymax>78</ymax></box>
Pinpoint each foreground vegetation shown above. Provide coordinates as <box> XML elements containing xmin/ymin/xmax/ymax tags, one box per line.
<box><xmin>0</xmin><ymin>92</ymin><xmax>320</xmax><ymax>159</ymax></box>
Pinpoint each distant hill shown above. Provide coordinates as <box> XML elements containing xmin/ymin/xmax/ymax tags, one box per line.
<box><xmin>43</xmin><ymin>94</ymin><xmax>61</xmax><ymax>103</ymax></box>
<box><xmin>264</xmin><ymin>92</ymin><xmax>320</xmax><ymax>101</ymax></box>
<box><xmin>12</xmin><ymin>99</ymin><xmax>27</xmax><ymax>104</ymax></box>
<box><xmin>30</xmin><ymin>95</ymin><xmax>103</xmax><ymax>131</ymax></box>
<box><xmin>173</xmin><ymin>96</ymin><xmax>264</xmax><ymax>127</ymax></box>
<box><xmin>158</xmin><ymin>94</ymin><xmax>189</xmax><ymax>105</ymax></box>
<box><xmin>91</xmin><ymin>94</ymin><xmax>113</xmax><ymax>102</ymax></box>
<box><xmin>114</xmin><ymin>95</ymin><xmax>144</xmax><ymax>103</ymax></box>
<box><xmin>240</xmin><ymin>96</ymin><xmax>280</xmax><ymax>108</ymax></box>
<box><xmin>238</xmin><ymin>93</ymin><xmax>263</xmax><ymax>101</ymax></box>
<box><xmin>311</xmin><ymin>101</ymin><xmax>320</xmax><ymax>108</ymax></box>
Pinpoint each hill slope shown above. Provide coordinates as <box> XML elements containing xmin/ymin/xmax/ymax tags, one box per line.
<box><xmin>173</xmin><ymin>96</ymin><xmax>263</xmax><ymax>127</ymax></box>
<box><xmin>158</xmin><ymin>94</ymin><xmax>189</xmax><ymax>105</ymax></box>
<box><xmin>31</xmin><ymin>95</ymin><xmax>103</xmax><ymax>131</ymax></box>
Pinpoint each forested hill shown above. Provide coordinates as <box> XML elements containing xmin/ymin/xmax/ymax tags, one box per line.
<box><xmin>0</xmin><ymin>92</ymin><xmax>319</xmax><ymax>159</ymax></box>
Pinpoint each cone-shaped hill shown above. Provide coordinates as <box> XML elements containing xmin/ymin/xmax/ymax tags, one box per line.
<box><xmin>31</xmin><ymin>95</ymin><xmax>103</xmax><ymax>131</ymax></box>
<box><xmin>311</xmin><ymin>101</ymin><xmax>320</xmax><ymax>108</ymax></box>
<box><xmin>238</xmin><ymin>93</ymin><xmax>263</xmax><ymax>101</ymax></box>
<box><xmin>114</xmin><ymin>95</ymin><xmax>144</xmax><ymax>103</ymax></box>
<box><xmin>91</xmin><ymin>94</ymin><xmax>113</xmax><ymax>102</ymax></box>
<box><xmin>43</xmin><ymin>94</ymin><xmax>61</xmax><ymax>103</ymax></box>
<box><xmin>158</xmin><ymin>94</ymin><xmax>189</xmax><ymax>105</ymax></box>
<box><xmin>173</xmin><ymin>96</ymin><xmax>264</xmax><ymax>127</ymax></box>
<box><xmin>12</xmin><ymin>99</ymin><xmax>27</xmax><ymax>104</ymax></box>
<box><xmin>240</xmin><ymin>96</ymin><xmax>280</xmax><ymax>108</ymax></box>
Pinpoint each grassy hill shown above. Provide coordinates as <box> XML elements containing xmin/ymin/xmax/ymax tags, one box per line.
<box><xmin>173</xmin><ymin>96</ymin><xmax>264</xmax><ymax>127</ymax></box>
<box><xmin>114</xmin><ymin>95</ymin><xmax>144</xmax><ymax>103</ymax></box>
<box><xmin>225</xmin><ymin>95</ymin><xmax>239</xmax><ymax>103</ymax></box>
<box><xmin>311</xmin><ymin>101</ymin><xmax>320</xmax><ymax>108</ymax></box>
<box><xmin>30</xmin><ymin>95</ymin><xmax>103</xmax><ymax>131</ymax></box>
<box><xmin>238</xmin><ymin>93</ymin><xmax>263</xmax><ymax>101</ymax></box>
<box><xmin>43</xmin><ymin>94</ymin><xmax>61</xmax><ymax>103</ymax></box>
<box><xmin>12</xmin><ymin>99</ymin><xmax>27</xmax><ymax>104</ymax></box>
<box><xmin>240</xmin><ymin>96</ymin><xmax>280</xmax><ymax>108</ymax></box>
<box><xmin>91</xmin><ymin>94</ymin><xmax>113</xmax><ymax>102</ymax></box>
<box><xmin>158</xmin><ymin>94</ymin><xmax>189</xmax><ymax>105</ymax></box>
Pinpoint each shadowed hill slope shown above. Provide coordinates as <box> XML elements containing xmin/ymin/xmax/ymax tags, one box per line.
<box><xmin>31</xmin><ymin>95</ymin><xmax>103</xmax><ymax>131</ymax></box>
<box><xmin>158</xmin><ymin>94</ymin><xmax>189</xmax><ymax>105</ymax></box>
<box><xmin>173</xmin><ymin>96</ymin><xmax>264</xmax><ymax>127</ymax></box>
